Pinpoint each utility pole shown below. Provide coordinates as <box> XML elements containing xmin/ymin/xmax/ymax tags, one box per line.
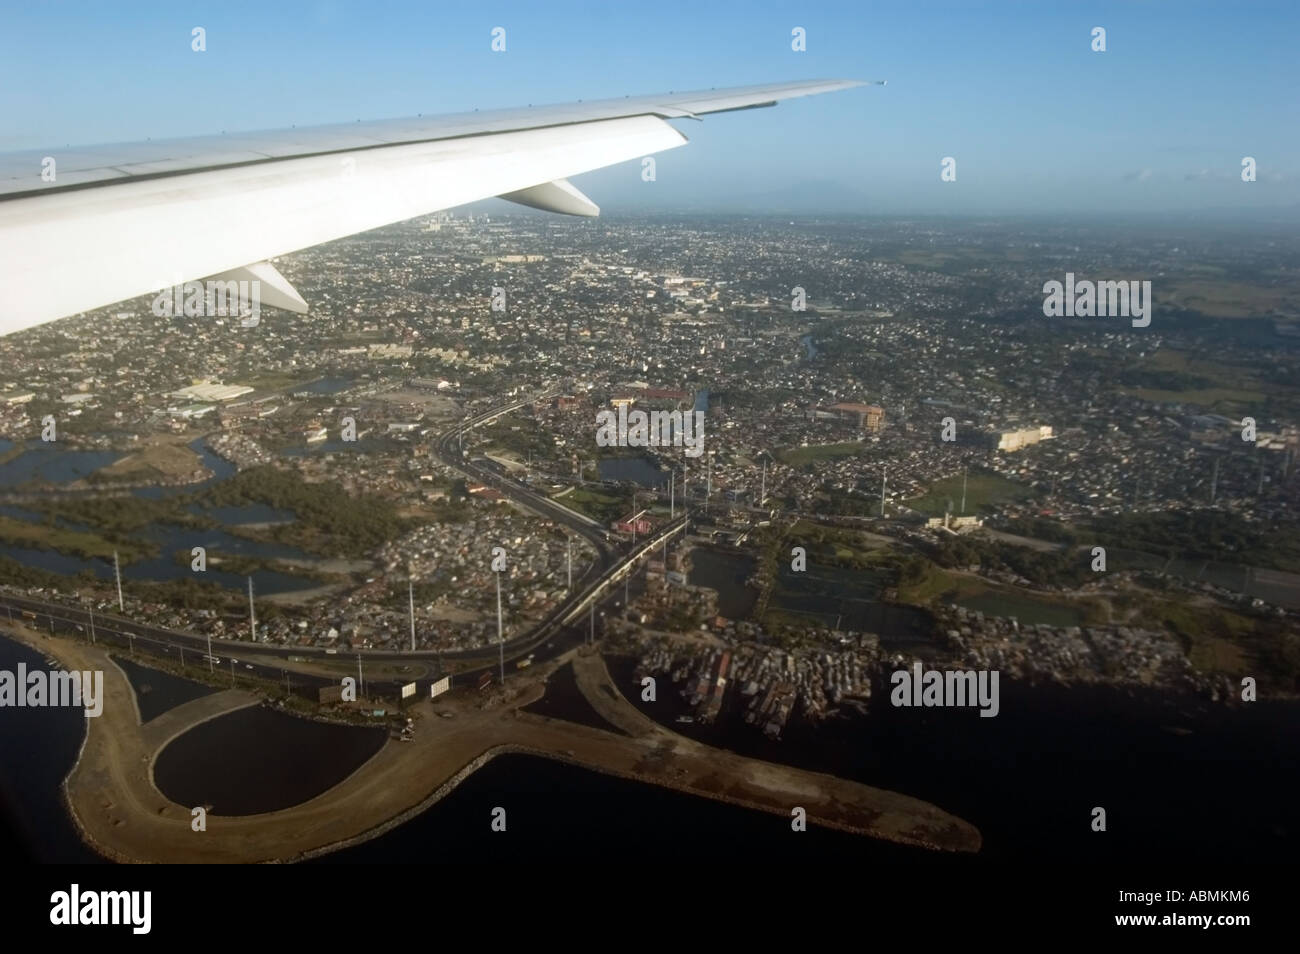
<box><xmin>706</xmin><ymin>450</ymin><xmax>712</xmax><ymax>514</ymax></box>
<box><xmin>113</xmin><ymin>550</ymin><xmax>124</xmax><ymax>612</ymax></box>
<box><xmin>247</xmin><ymin>576</ymin><xmax>257</xmax><ymax>643</ymax></box>
<box><xmin>589</xmin><ymin>602</ymin><xmax>594</xmax><ymax>645</ymax></box>
<box><xmin>206</xmin><ymin>628</ymin><xmax>214</xmax><ymax>673</ymax></box>
<box><xmin>670</xmin><ymin>472</ymin><xmax>675</xmax><ymax>519</ymax></box>
<box><xmin>88</xmin><ymin>603</ymin><xmax>96</xmax><ymax>646</ymax></box>
<box><xmin>880</xmin><ymin>467</ymin><xmax>888</xmax><ymax>517</ymax></box>
<box><xmin>760</xmin><ymin>459</ymin><xmax>767</xmax><ymax>507</ymax></box>
<box><xmin>1210</xmin><ymin>457</ymin><xmax>1220</xmax><ymax>504</ymax></box>
<box><xmin>357</xmin><ymin>654</ymin><xmax>363</xmax><ymax>700</ymax></box>
<box><xmin>408</xmin><ymin>573</ymin><xmax>416</xmax><ymax>652</ymax></box>
<box><xmin>230</xmin><ymin>656</ymin><xmax>235</xmax><ymax>686</ymax></box>
<box><xmin>566</xmin><ymin>536</ymin><xmax>572</xmax><ymax>590</ymax></box>
<box><xmin>960</xmin><ymin>466</ymin><xmax>968</xmax><ymax>515</ymax></box>
<box><xmin>495</xmin><ymin>571</ymin><xmax>504</xmax><ymax>686</ymax></box>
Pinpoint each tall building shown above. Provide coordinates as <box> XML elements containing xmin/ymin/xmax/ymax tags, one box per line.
<box><xmin>991</xmin><ymin>425</ymin><xmax>1054</xmax><ymax>451</ymax></box>
<box><xmin>808</xmin><ymin>402</ymin><xmax>885</xmax><ymax>433</ymax></box>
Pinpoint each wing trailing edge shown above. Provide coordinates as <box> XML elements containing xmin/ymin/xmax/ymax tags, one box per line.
<box><xmin>0</xmin><ymin>79</ymin><xmax>876</xmax><ymax>335</ymax></box>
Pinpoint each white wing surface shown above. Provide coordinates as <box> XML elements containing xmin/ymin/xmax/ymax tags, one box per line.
<box><xmin>0</xmin><ymin>79</ymin><xmax>872</xmax><ymax>336</ymax></box>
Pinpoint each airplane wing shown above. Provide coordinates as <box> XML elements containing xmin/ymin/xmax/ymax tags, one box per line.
<box><xmin>0</xmin><ymin>79</ymin><xmax>876</xmax><ymax>337</ymax></box>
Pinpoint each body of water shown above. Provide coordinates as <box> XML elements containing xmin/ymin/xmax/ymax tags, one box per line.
<box><xmin>769</xmin><ymin>561</ymin><xmax>936</xmax><ymax>648</ymax></box>
<box><xmin>112</xmin><ymin>655</ymin><xmax>217</xmax><ymax>723</ymax></box>
<box><xmin>294</xmin><ymin>376</ymin><xmax>354</xmax><ymax>396</ymax></box>
<box><xmin>598</xmin><ymin>455</ymin><xmax>668</xmax><ymax>489</ymax></box>
<box><xmin>687</xmin><ymin>546</ymin><xmax>758</xmax><ymax>619</ymax></box>
<box><xmin>153</xmin><ymin>705</ymin><xmax>386</xmax><ymax>815</ymax></box>
<box><xmin>5</xmin><ymin>629</ymin><xmax>1297</xmax><ymax>864</ymax></box>
<box><xmin>0</xmin><ymin>441</ymin><xmax>123</xmax><ymax>488</ymax></box>
<box><xmin>0</xmin><ymin>634</ymin><xmax>104</xmax><ymax>862</ymax></box>
<box><xmin>314</xmin><ymin>751</ymin><xmax>895</xmax><ymax>863</ymax></box>
<box><xmin>1</xmin><ymin>522</ymin><xmax>321</xmax><ymax>595</ymax></box>
<box><xmin>689</xmin><ymin>548</ymin><xmax>935</xmax><ymax>646</ymax></box>
<box><xmin>194</xmin><ymin>502</ymin><xmax>294</xmax><ymax>526</ymax></box>
<box><xmin>0</xmin><ymin>438</ymin><xmax>318</xmax><ymax>594</ymax></box>
<box><xmin>605</xmin><ymin>654</ymin><xmax>1300</xmax><ymax>863</ymax></box>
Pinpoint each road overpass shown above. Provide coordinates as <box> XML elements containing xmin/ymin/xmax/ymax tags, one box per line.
<box><xmin>0</xmin><ymin>386</ymin><xmax>698</xmax><ymax>695</ymax></box>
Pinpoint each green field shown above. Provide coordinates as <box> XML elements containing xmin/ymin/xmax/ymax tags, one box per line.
<box><xmin>560</xmin><ymin>486</ymin><xmax>629</xmax><ymax>526</ymax></box>
<box><xmin>1114</xmin><ymin>346</ymin><xmax>1294</xmax><ymax>415</ymax></box>
<box><xmin>955</xmin><ymin>592</ymin><xmax>1090</xmax><ymax>628</ymax></box>
<box><xmin>1119</xmin><ymin>385</ymin><xmax>1264</xmax><ymax>409</ymax></box>
<box><xmin>1113</xmin><ymin>592</ymin><xmax>1296</xmax><ymax>684</ymax></box>
<box><xmin>0</xmin><ymin>515</ymin><xmax>151</xmax><ymax>563</ymax></box>
<box><xmin>786</xmin><ymin>518</ymin><xmax>891</xmax><ymax>569</ymax></box>
<box><xmin>778</xmin><ymin>441</ymin><xmax>863</xmax><ymax>467</ymax></box>
<box><xmin>905</xmin><ymin>472</ymin><xmax>1037</xmax><ymax>515</ymax></box>
<box><xmin>1154</xmin><ymin>277</ymin><xmax>1300</xmax><ymax>319</ymax></box>
<box><xmin>896</xmin><ymin>560</ymin><xmax>1106</xmax><ymax>626</ymax></box>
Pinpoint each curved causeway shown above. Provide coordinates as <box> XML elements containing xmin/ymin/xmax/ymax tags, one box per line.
<box><xmin>22</xmin><ymin>631</ymin><xmax>981</xmax><ymax>862</ymax></box>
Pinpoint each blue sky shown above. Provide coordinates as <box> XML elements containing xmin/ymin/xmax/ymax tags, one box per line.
<box><xmin>2</xmin><ymin>0</ymin><xmax>1296</xmax><ymax>214</ymax></box>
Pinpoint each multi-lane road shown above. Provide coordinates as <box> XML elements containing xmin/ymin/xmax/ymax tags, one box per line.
<box><xmin>1</xmin><ymin>387</ymin><xmax>690</xmax><ymax>697</ymax></box>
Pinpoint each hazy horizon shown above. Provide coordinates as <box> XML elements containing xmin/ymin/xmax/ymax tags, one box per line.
<box><xmin>2</xmin><ymin>0</ymin><xmax>1296</xmax><ymax>216</ymax></box>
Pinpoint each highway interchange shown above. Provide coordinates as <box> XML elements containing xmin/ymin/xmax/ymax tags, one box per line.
<box><xmin>0</xmin><ymin>386</ymin><xmax>690</xmax><ymax>700</ymax></box>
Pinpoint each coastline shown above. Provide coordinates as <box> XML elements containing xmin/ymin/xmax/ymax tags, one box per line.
<box><xmin>6</xmin><ymin>627</ymin><xmax>981</xmax><ymax>862</ymax></box>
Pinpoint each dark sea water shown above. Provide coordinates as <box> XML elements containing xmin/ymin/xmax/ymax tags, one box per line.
<box><xmin>153</xmin><ymin>705</ymin><xmax>386</xmax><ymax>815</ymax></box>
<box><xmin>5</xmin><ymin>629</ymin><xmax>1298</xmax><ymax>865</ymax></box>
<box><xmin>111</xmin><ymin>655</ymin><xmax>216</xmax><ymax>723</ymax></box>
<box><xmin>313</xmin><ymin>751</ymin><xmax>905</xmax><ymax>863</ymax></box>
<box><xmin>0</xmin><ymin>634</ymin><xmax>104</xmax><ymax>862</ymax></box>
<box><xmin>605</xmin><ymin>655</ymin><xmax>1300</xmax><ymax>864</ymax></box>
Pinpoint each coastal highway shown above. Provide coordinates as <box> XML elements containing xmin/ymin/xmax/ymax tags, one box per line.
<box><xmin>0</xmin><ymin>386</ymin><xmax>689</xmax><ymax>695</ymax></box>
<box><xmin>0</xmin><ymin>509</ymin><xmax>685</xmax><ymax>695</ymax></box>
